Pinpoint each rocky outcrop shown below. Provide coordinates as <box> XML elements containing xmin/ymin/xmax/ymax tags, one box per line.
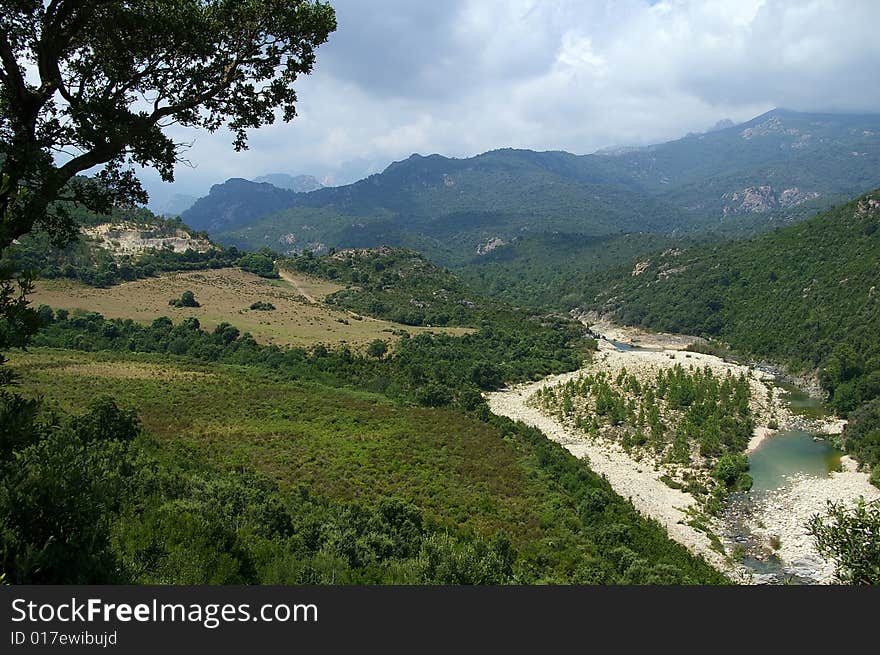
<box><xmin>722</xmin><ymin>186</ymin><xmax>820</xmax><ymax>216</ymax></box>
<box><xmin>475</xmin><ymin>236</ymin><xmax>506</xmax><ymax>255</ymax></box>
<box><xmin>83</xmin><ymin>223</ymin><xmax>213</xmax><ymax>255</ymax></box>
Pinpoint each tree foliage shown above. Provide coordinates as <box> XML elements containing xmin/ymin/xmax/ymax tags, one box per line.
<box><xmin>0</xmin><ymin>0</ymin><xmax>336</xmax><ymax>249</ymax></box>
<box><xmin>808</xmin><ymin>500</ymin><xmax>880</xmax><ymax>585</ymax></box>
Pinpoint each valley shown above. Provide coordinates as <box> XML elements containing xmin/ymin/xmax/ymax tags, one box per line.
<box><xmin>489</xmin><ymin>321</ymin><xmax>878</xmax><ymax>583</ymax></box>
<box><xmin>4</xmin><ymin>102</ymin><xmax>879</xmax><ymax>586</ymax></box>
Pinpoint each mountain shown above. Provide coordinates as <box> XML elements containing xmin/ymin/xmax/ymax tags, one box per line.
<box><xmin>150</xmin><ymin>192</ymin><xmax>198</xmax><ymax>218</ymax></box>
<box><xmin>595</xmin><ymin>108</ymin><xmax>880</xmax><ymax>218</ymax></box>
<box><xmin>252</xmin><ymin>173</ymin><xmax>324</xmax><ymax>192</ymax></box>
<box><xmin>184</xmin><ymin>150</ymin><xmax>687</xmax><ymax>265</ymax></box>
<box><xmin>181</xmin><ymin>109</ymin><xmax>880</xmax><ymax>265</ymax></box>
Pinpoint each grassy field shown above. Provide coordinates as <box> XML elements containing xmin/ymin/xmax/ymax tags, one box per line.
<box><xmin>276</xmin><ymin>266</ymin><xmax>343</xmax><ymax>302</ymax></box>
<box><xmin>9</xmin><ymin>348</ymin><xmax>567</xmax><ymax>544</ymax></box>
<box><xmin>30</xmin><ymin>268</ymin><xmax>472</xmax><ymax>348</ymax></box>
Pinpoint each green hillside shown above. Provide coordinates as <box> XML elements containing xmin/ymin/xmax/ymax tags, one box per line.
<box><xmin>4</xmin><ymin>318</ymin><xmax>725</xmax><ymax>584</ymax></box>
<box><xmin>458</xmin><ymin>232</ymin><xmax>675</xmax><ymax>310</ymax></box>
<box><xmin>205</xmin><ymin>150</ymin><xmax>685</xmax><ymax>266</ymax></box>
<box><xmin>182</xmin><ymin>110</ymin><xmax>880</xmax><ymax>266</ymax></box>
<box><xmin>586</xmin><ymin>191</ymin><xmax>880</xmax><ymax>479</ymax></box>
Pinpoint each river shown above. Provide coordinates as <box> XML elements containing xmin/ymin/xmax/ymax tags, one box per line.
<box><xmin>489</xmin><ymin>322</ymin><xmax>878</xmax><ymax>583</ymax></box>
<box><xmin>722</xmin><ymin>383</ymin><xmax>844</xmax><ymax>583</ymax></box>
<box><xmin>592</xmin><ymin>324</ymin><xmax>876</xmax><ymax>584</ymax></box>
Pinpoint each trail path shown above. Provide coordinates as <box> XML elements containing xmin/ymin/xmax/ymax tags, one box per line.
<box><xmin>278</xmin><ymin>268</ymin><xmax>317</xmax><ymax>303</ymax></box>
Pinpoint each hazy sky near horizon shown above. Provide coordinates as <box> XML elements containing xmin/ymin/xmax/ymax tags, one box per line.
<box><xmin>143</xmin><ymin>0</ymin><xmax>880</xmax><ymax>205</ymax></box>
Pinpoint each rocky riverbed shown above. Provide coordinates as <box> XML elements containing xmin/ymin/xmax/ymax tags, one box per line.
<box><xmin>490</xmin><ymin>320</ymin><xmax>878</xmax><ymax>584</ymax></box>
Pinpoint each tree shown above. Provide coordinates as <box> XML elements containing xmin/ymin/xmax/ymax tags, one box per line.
<box><xmin>0</xmin><ymin>3</ymin><xmax>335</xmax><ymax>582</ymax></box>
<box><xmin>808</xmin><ymin>499</ymin><xmax>880</xmax><ymax>585</ymax></box>
<box><xmin>169</xmin><ymin>289</ymin><xmax>200</xmax><ymax>308</ymax></box>
<box><xmin>366</xmin><ymin>339</ymin><xmax>388</xmax><ymax>359</ymax></box>
<box><xmin>0</xmin><ymin>1</ymin><xmax>337</xmax><ymax>251</ymax></box>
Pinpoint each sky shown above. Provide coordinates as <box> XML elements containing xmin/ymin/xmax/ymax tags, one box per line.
<box><xmin>141</xmin><ymin>0</ymin><xmax>880</xmax><ymax>209</ymax></box>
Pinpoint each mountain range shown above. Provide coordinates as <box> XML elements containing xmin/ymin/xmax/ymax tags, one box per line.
<box><xmin>181</xmin><ymin>109</ymin><xmax>880</xmax><ymax>265</ymax></box>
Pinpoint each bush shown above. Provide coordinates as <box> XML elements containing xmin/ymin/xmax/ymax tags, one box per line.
<box><xmin>809</xmin><ymin>500</ymin><xmax>880</xmax><ymax>584</ymax></box>
<box><xmin>366</xmin><ymin>339</ymin><xmax>388</xmax><ymax>359</ymax></box>
<box><xmin>169</xmin><ymin>290</ymin><xmax>200</xmax><ymax>308</ymax></box>
<box><xmin>711</xmin><ymin>453</ymin><xmax>751</xmax><ymax>490</ymax></box>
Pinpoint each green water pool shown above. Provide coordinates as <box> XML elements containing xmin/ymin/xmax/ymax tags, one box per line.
<box><xmin>748</xmin><ymin>430</ymin><xmax>842</xmax><ymax>493</ymax></box>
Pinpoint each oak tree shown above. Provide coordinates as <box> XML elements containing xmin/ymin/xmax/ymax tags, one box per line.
<box><xmin>0</xmin><ymin>0</ymin><xmax>336</xmax><ymax>250</ymax></box>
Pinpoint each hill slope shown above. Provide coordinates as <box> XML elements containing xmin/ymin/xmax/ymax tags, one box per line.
<box><xmin>5</xmin><ymin>205</ymin><xmax>239</xmax><ymax>287</ymax></box>
<box><xmin>589</xmin><ymin>191</ymin><xmax>880</xmax><ymax>422</ymax></box>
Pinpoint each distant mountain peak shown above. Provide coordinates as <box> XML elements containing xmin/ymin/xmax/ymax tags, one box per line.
<box><xmin>708</xmin><ymin>118</ymin><xmax>735</xmax><ymax>132</ymax></box>
<box><xmin>252</xmin><ymin>173</ymin><xmax>324</xmax><ymax>193</ymax></box>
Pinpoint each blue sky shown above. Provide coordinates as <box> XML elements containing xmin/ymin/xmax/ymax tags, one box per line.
<box><xmin>142</xmin><ymin>0</ymin><xmax>880</xmax><ymax>208</ymax></box>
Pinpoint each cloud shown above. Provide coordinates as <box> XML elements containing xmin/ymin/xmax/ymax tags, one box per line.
<box><xmin>142</xmin><ymin>0</ymin><xmax>880</xmax><ymax>204</ymax></box>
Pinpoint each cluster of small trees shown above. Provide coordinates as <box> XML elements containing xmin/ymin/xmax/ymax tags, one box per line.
<box><xmin>538</xmin><ymin>364</ymin><xmax>755</xmax><ymax>510</ymax></box>
<box><xmin>540</xmin><ymin>364</ymin><xmax>753</xmax><ymax>463</ymax></box>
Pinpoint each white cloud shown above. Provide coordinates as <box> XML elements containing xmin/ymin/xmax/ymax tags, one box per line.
<box><xmin>142</xmin><ymin>0</ymin><xmax>880</xmax><ymax>204</ymax></box>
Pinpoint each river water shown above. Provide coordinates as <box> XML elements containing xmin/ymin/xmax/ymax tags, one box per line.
<box><xmin>724</xmin><ymin>383</ymin><xmax>843</xmax><ymax>583</ymax></box>
<box><xmin>602</xmin><ymin>337</ymin><xmax>844</xmax><ymax>582</ymax></box>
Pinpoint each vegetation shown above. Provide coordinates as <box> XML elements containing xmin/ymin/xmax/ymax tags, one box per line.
<box><xmin>169</xmin><ymin>290</ymin><xmax>200</xmax><ymax>308</ymax></box>
<box><xmin>590</xmin><ymin>191</ymin><xmax>880</xmax><ymax>480</ymax></box>
<box><xmin>808</xmin><ymin>500</ymin><xmax>880</xmax><ymax>585</ymax></box>
<box><xmin>32</xmin><ymin>301</ymin><xmax>589</xmax><ymax>408</ymax></box>
<box><xmin>458</xmin><ymin>232</ymin><xmax>674</xmax><ymax>310</ymax></box>
<box><xmin>249</xmin><ymin>301</ymin><xmax>276</xmax><ymax>311</ymax></box>
<box><xmin>840</xmin><ymin>400</ymin><xmax>880</xmax><ymax>487</ymax></box>
<box><xmin>4</xmin><ymin>346</ymin><xmax>727</xmax><ymax>584</ymax></box>
<box><xmin>238</xmin><ymin>250</ymin><xmax>280</xmax><ymax>279</ymax></box>
<box><xmin>284</xmin><ymin>247</ymin><xmax>486</xmax><ymax>326</ymax></box>
<box><xmin>536</xmin><ymin>364</ymin><xmax>754</xmax><ymax>512</ymax></box>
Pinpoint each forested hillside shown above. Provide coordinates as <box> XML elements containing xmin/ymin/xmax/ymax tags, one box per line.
<box><xmin>458</xmin><ymin>232</ymin><xmax>674</xmax><ymax>310</ymax></box>
<box><xmin>192</xmin><ymin>150</ymin><xmax>685</xmax><ymax>266</ymax></box>
<box><xmin>588</xmin><ymin>191</ymin><xmax>880</xmax><ymax>481</ymax></box>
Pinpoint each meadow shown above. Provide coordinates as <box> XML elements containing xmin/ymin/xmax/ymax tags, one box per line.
<box><xmin>30</xmin><ymin>268</ymin><xmax>472</xmax><ymax>349</ymax></box>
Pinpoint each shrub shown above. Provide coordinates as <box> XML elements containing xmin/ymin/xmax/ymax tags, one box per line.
<box><xmin>169</xmin><ymin>290</ymin><xmax>200</xmax><ymax>308</ymax></box>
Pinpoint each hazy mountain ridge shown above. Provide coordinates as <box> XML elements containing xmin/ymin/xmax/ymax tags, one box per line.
<box><xmin>181</xmin><ymin>109</ymin><xmax>880</xmax><ymax>263</ymax></box>
<box><xmin>253</xmin><ymin>173</ymin><xmax>325</xmax><ymax>192</ymax></box>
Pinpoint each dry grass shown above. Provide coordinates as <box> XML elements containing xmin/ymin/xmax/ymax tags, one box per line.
<box><xmin>276</xmin><ymin>267</ymin><xmax>343</xmax><ymax>303</ymax></box>
<box><xmin>31</xmin><ymin>268</ymin><xmax>473</xmax><ymax>348</ymax></box>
